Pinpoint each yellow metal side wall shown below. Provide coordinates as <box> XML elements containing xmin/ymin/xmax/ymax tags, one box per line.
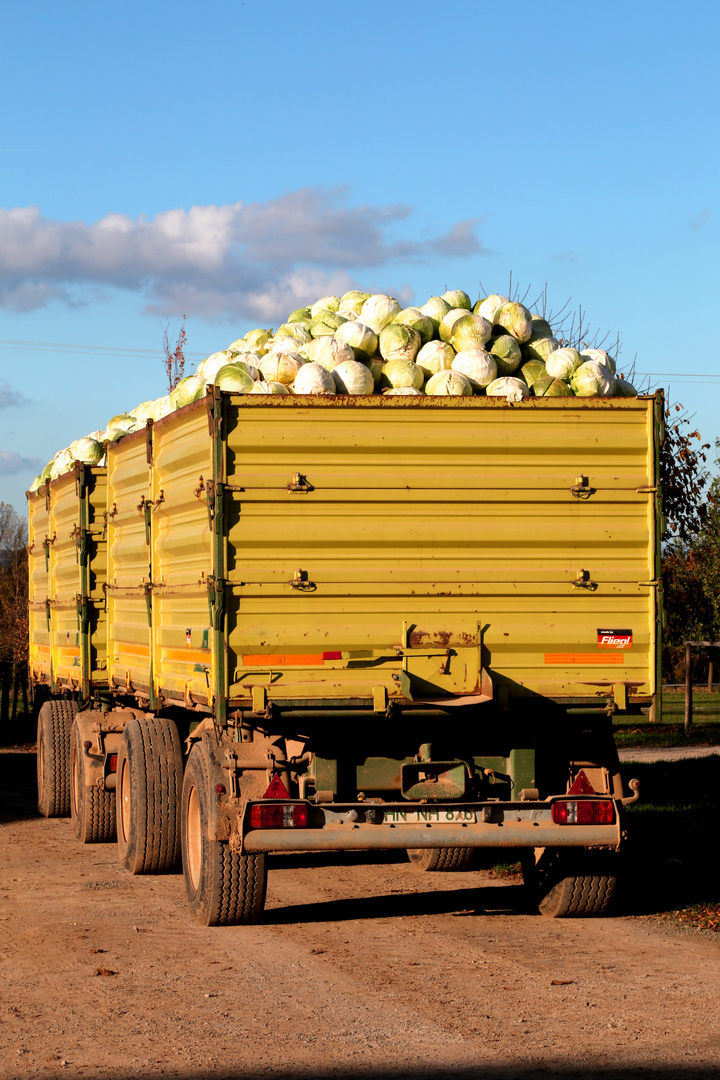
<box><xmin>27</xmin><ymin>489</ymin><xmax>51</xmax><ymax>684</ymax></box>
<box><xmin>222</xmin><ymin>396</ymin><xmax>657</xmax><ymax>706</ymax></box>
<box><xmin>151</xmin><ymin>403</ymin><xmax>213</xmax><ymax>704</ymax></box>
<box><xmin>107</xmin><ymin>432</ymin><xmax>152</xmax><ymax>694</ymax></box>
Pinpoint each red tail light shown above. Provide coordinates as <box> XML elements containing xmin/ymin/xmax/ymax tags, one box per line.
<box><xmin>552</xmin><ymin>800</ymin><xmax>614</xmax><ymax>825</ymax></box>
<box><xmin>249</xmin><ymin>803</ymin><xmax>309</xmax><ymax>829</ymax></box>
<box><xmin>107</xmin><ymin>754</ymin><xmax>118</xmax><ymax>772</ymax></box>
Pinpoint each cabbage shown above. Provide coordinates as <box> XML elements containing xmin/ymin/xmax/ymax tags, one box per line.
<box><xmin>452</xmin><ymin>349</ymin><xmax>497</xmax><ymax>391</ymax></box>
<box><xmin>287</xmin><ymin>307</ymin><xmax>312</xmax><ymax>324</ymax></box>
<box><xmin>50</xmin><ymin>447</ymin><xmax>75</xmax><ymax>479</ymax></box>
<box><xmin>532</xmin><ymin>376</ymin><xmax>571</xmax><ymax>397</ymax></box>
<box><xmin>293</xmin><ymin>362</ymin><xmax>336</xmax><ymax>395</ymax></box>
<box><xmin>244</xmin><ymin>329</ymin><xmax>271</xmax><ymax>356</ymax></box>
<box><xmin>69</xmin><ymin>437</ymin><xmax>104</xmax><ymax>465</ymax></box>
<box><xmin>367</xmin><ymin>356</ymin><xmax>385</xmax><ymax>386</ymax></box>
<box><xmin>393</xmin><ymin>307</ymin><xmax>434</xmax><ymax>344</ymax></box>
<box><xmin>29</xmin><ymin>475</ymin><xmax>43</xmax><ymax>493</ymax></box>
<box><xmin>570</xmin><ymin>360</ymin><xmax>616</xmax><ymax>397</ymax></box>
<box><xmin>439</xmin><ymin>308</ymin><xmax>471</xmax><ymax>343</ymax></box>
<box><xmin>476</xmin><ymin>294</ymin><xmax>509</xmax><ymax>322</ymax></box>
<box><xmin>214</xmin><ymin>364</ymin><xmax>255</xmax><ymax>393</ymax></box>
<box><xmin>530</xmin><ymin>316</ymin><xmax>553</xmax><ymax>338</ymax></box>
<box><xmin>486</xmin><ymin>377</ymin><xmax>530</xmax><ymax>401</ymax></box>
<box><xmin>380</xmin><ymin>359</ymin><xmax>424</xmax><ymax>391</ymax></box>
<box><xmin>522</xmin><ymin>336</ymin><xmax>559</xmax><ymax>363</ymax></box>
<box><xmin>309</xmin><ymin>311</ymin><xmax>347</xmax><ymax>337</ymax></box>
<box><xmin>197</xmin><ymin>351</ymin><xmax>231</xmax><ymax>380</ymax></box>
<box><xmin>489</xmin><ymin>334</ymin><xmax>522</xmax><ymax>375</ymax></box>
<box><xmin>493</xmin><ymin>302</ymin><xmax>533</xmax><ymax>343</ymax></box>
<box><xmin>130</xmin><ymin>401</ymin><xmax>156</xmax><ymax>425</ymax></box>
<box><xmin>106</xmin><ymin>413</ymin><xmax>140</xmax><ymax>438</ymax></box>
<box><xmin>249</xmin><ymin>380</ymin><xmax>290</xmax><ymax>395</ymax></box>
<box><xmin>359</xmin><ymin>294</ymin><xmax>401</xmax><ymax>333</ymax></box>
<box><xmin>311</xmin><ymin>296</ymin><xmax>341</xmax><ymax>316</ymax></box>
<box><xmin>169</xmin><ymin>375</ymin><xmax>207</xmax><ymax>410</ymax></box>
<box><xmin>146</xmin><ymin>395</ymin><xmax>174</xmax><ymax>421</ymax></box>
<box><xmin>545</xmin><ymin>347</ymin><xmax>582</xmax><ymax>380</ymax></box>
<box><xmin>425</xmin><ymin>370</ymin><xmax>473</xmax><ymax>397</ymax></box>
<box><xmin>379</xmin><ymin>324</ymin><xmax>421</xmax><ymax>364</ymax></box>
<box><xmin>340</xmin><ymin>290</ymin><xmax>370</xmax><ymax>311</ymax></box>
<box><xmin>334</xmin><ymin>320</ymin><xmax>378</xmax><ymax>359</ymax></box>
<box><xmin>41</xmin><ymin>461</ymin><xmax>54</xmax><ymax>483</ymax></box>
<box><xmin>258</xmin><ymin>353</ymin><xmax>305</xmax><ymax>385</ymax></box>
<box><xmin>614</xmin><ymin>377</ymin><xmax>638</xmax><ymax>397</ymax></box>
<box><xmin>270</xmin><ymin>322</ymin><xmax>311</xmax><ymax>348</ymax></box>
<box><xmin>420</xmin><ymin>296</ymin><xmax>452</xmax><ymax>331</ymax></box>
<box><xmin>267</xmin><ymin>337</ymin><xmax>307</xmax><ymax>358</ymax></box>
<box><xmin>450</xmin><ymin>312</ymin><xmax>492</xmax><ymax>352</ymax></box>
<box><xmin>227</xmin><ymin>337</ymin><xmax>246</xmax><ymax>351</ymax></box>
<box><xmin>416</xmin><ymin>340</ymin><xmax>455</xmax><ymax>379</ymax></box>
<box><xmin>383</xmin><ymin>387</ymin><xmax>424</xmax><ymax>396</ymax></box>
<box><xmin>332</xmin><ymin>360</ymin><xmax>375</xmax><ymax>394</ymax></box>
<box><xmin>307</xmin><ymin>335</ymin><xmax>355</xmax><ymax>371</ymax></box>
<box><xmin>441</xmin><ymin>289</ymin><xmax>472</xmax><ymax>310</ymax></box>
<box><xmin>580</xmin><ymin>348</ymin><xmax>617</xmax><ymax>375</ymax></box>
<box><xmin>520</xmin><ymin>360</ymin><xmax>547</xmax><ymax>388</ymax></box>
<box><xmin>230</xmin><ymin>359</ymin><xmax>260</xmax><ymax>381</ymax></box>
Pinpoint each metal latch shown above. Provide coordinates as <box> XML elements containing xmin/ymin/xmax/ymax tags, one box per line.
<box><xmin>290</xmin><ymin>568</ymin><xmax>316</xmax><ymax>591</ymax></box>
<box><xmin>572</xmin><ymin>569</ymin><xmax>597</xmax><ymax>591</ymax></box>
<box><xmin>287</xmin><ymin>473</ymin><xmax>314</xmax><ymax>493</ymax></box>
<box><xmin>571</xmin><ymin>475</ymin><xmax>596</xmax><ymax>499</ymax></box>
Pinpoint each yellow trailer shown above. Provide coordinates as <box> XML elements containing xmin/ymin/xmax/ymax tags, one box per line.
<box><xmin>30</xmin><ymin>390</ymin><xmax>661</xmax><ymax>922</ymax></box>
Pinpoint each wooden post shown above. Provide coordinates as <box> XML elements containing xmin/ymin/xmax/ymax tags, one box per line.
<box><xmin>709</xmin><ymin>659</ymin><xmax>714</xmax><ymax>693</ymax></box>
<box><xmin>685</xmin><ymin>641</ymin><xmax>692</xmax><ymax>735</ymax></box>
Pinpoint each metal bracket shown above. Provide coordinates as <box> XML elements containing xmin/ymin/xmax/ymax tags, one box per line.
<box><xmin>572</xmin><ymin>569</ymin><xmax>598</xmax><ymax>591</ymax></box>
<box><xmin>571</xmin><ymin>475</ymin><xmax>596</xmax><ymax>499</ymax></box>
<box><xmin>287</xmin><ymin>472</ymin><xmax>314</xmax><ymax>493</ymax></box>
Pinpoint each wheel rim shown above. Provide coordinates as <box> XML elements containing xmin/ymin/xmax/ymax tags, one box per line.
<box><xmin>186</xmin><ymin>785</ymin><xmax>202</xmax><ymax>891</ymax></box>
<box><xmin>118</xmin><ymin>757</ymin><xmax>130</xmax><ymax>845</ymax></box>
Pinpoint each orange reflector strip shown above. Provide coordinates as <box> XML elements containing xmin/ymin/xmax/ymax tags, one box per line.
<box><xmin>544</xmin><ymin>653</ymin><xmax>624</xmax><ymax>665</ymax></box>
<box><xmin>243</xmin><ymin>651</ymin><xmax>342</xmax><ymax>666</ymax></box>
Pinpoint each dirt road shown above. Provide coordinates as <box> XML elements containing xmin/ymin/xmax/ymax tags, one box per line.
<box><xmin>2</xmin><ymin>748</ymin><xmax>720</xmax><ymax>1080</ymax></box>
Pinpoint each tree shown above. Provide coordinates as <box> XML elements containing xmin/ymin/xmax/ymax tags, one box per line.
<box><xmin>0</xmin><ymin>502</ymin><xmax>28</xmax><ymax>669</ymax></box>
<box><xmin>162</xmin><ymin>316</ymin><xmax>187</xmax><ymax>392</ymax></box>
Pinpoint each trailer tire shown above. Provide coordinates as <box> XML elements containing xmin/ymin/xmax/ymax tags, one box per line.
<box><xmin>117</xmin><ymin>716</ymin><xmax>183</xmax><ymax>875</ymax></box>
<box><xmin>70</xmin><ymin>721</ymin><xmax>116</xmax><ymax>843</ymax></box>
<box><xmin>181</xmin><ymin>741</ymin><xmax>267</xmax><ymax>926</ymax></box>
<box><xmin>407</xmin><ymin>847</ymin><xmax>475</xmax><ymax>871</ymax></box>
<box><xmin>37</xmin><ymin>699</ymin><xmax>76</xmax><ymax>818</ymax></box>
<box><xmin>523</xmin><ymin>850</ymin><xmax>618</xmax><ymax>918</ymax></box>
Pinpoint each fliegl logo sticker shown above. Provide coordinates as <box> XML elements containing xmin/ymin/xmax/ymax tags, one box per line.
<box><xmin>597</xmin><ymin>628</ymin><xmax>633</xmax><ymax>650</ymax></box>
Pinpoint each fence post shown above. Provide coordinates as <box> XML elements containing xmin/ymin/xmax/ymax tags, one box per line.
<box><xmin>685</xmin><ymin>641</ymin><xmax>693</xmax><ymax>735</ymax></box>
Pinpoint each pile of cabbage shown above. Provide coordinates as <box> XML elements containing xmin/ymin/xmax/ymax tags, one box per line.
<box><xmin>29</xmin><ymin>288</ymin><xmax>637</xmax><ymax>492</ymax></box>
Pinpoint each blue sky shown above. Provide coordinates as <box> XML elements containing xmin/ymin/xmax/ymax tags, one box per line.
<box><xmin>1</xmin><ymin>0</ymin><xmax>719</xmax><ymax>512</ymax></box>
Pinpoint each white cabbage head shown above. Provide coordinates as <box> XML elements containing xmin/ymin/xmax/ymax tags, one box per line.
<box><xmin>334</xmin><ymin>320</ymin><xmax>378</xmax><ymax>359</ymax></box>
<box><xmin>146</xmin><ymin>395</ymin><xmax>174</xmax><ymax>421</ymax></box>
<box><xmin>293</xmin><ymin>362</ymin><xmax>336</xmax><ymax>395</ymax></box>
<box><xmin>197</xmin><ymin>351</ymin><xmax>231</xmax><ymax>380</ymax></box>
<box><xmin>250</xmin><ymin>380</ymin><xmax>290</xmax><ymax>395</ymax></box>
<box><xmin>69</xmin><ymin>437</ymin><xmax>104</xmax><ymax>465</ymax></box>
<box><xmin>452</xmin><ymin>349</ymin><xmax>497</xmax><ymax>390</ymax></box>
<box><xmin>383</xmin><ymin>387</ymin><xmax>424</xmax><ymax>396</ymax></box>
<box><xmin>441</xmin><ymin>289</ymin><xmax>472</xmax><ymax>310</ymax></box>
<box><xmin>307</xmin><ymin>335</ymin><xmax>356</xmax><ymax>371</ymax></box>
<box><xmin>613</xmin><ymin>377</ymin><xmax>638</xmax><ymax>397</ymax></box>
<box><xmin>393</xmin><ymin>307</ymin><xmax>434</xmax><ymax>344</ymax></box>
<box><xmin>416</xmin><ymin>340</ymin><xmax>455</xmax><ymax>379</ymax></box>
<box><xmin>244</xmin><ymin>329</ymin><xmax>271</xmax><ymax>356</ymax></box>
<box><xmin>214</xmin><ymin>364</ymin><xmax>256</xmax><ymax>393</ymax></box>
<box><xmin>332</xmin><ymin>360</ymin><xmax>375</xmax><ymax>394</ymax></box>
<box><xmin>309</xmin><ymin>311</ymin><xmax>347</xmax><ymax>337</ymax></box>
<box><xmin>489</xmin><ymin>334</ymin><xmax>522</xmax><ymax>375</ymax></box>
<box><xmin>570</xmin><ymin>360</ymin><xmax>616</xmax><ymax>397</ymax></box>
<box><xmin>580</xmin><ymin>348</ymin><xmax>617</xmax><ymax>375</ymax></box>
<box><xmin>545</xmin><ymin>347</ymin><xmax>583</xmax><ymax>381</ymax></box>
<box><xmin>476</xmin><ymin>294</ymin><xmax>509</xmax><ymax>322</ymax></box>
<box><xmin>523</xmin><ymin>336</ymin><xmax>559</xmax><ymax>363</ymax></box>
<box><xmin>439</xmin><ymin>308</ymin><xmax>471</xmax><ymax>343</ymax></box>
<box><xmin>381</xmin><ymin>359</ymin><xmax>425</xmax><ymax>390</ymax></box>
<box><xmin>486</xmin><ymin>377</ymin><xmax>530</xmax><ymax>401</ymax></box>
<box><xmin>425</xmin><ymin>370</ymin><xmax>473</xmax><ymax>396</ymax></box>
<box><xmin>169</xmin><ymin>375</ymin><xmax>207</xmax><ymax>410</ymax></box>
<box><xmin>258</xmin><ymin>353</ymin><xmax>305</xmax><ymax>385</ymax></box>
<box><xmin>359</xmin><ymin>294</ymin><xmax>402</xmax><ymax>333</ymax></box>
<box><xmin>379</xmin><ymin>324</ymin><xmax>422</xmax><ymax>364</ymax></box>
<box><xmin>49</xmin><ymin>447</ymin><xmax>76</xmax><ymax>479</ymax></box>
<box><xmin>493</xmin><ymin>302</ymin><xmax>533</xmax><ymax>343</ymax></box>
<box><xmin>420</xmin><ymin>296</ymin><xmax>451</xmax><ymax>331</ymax></box>
<box><xmin>450</xmin><ymin>312</ymin><xmax>492</xmax><ymax>352</ymax></box>
<box><xmin>106</xmin><ymin>413</ymin><xmax>140</xmax><ymax>438</ymax></box>
<box><xmin>311</xmin><ymin>296</ymin><xmax>341</xmax><ymax>316</ymax></box>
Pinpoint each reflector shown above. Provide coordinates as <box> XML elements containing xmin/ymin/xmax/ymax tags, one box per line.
<box><xmin>568</xmin><ymin>769</ymin><xmax>596</xmax><ymax>795</ymax></box>
<box><xmin>263</xmin><ymin>774</ymin><xmax>291</xmax><ymax>799</ymax></box>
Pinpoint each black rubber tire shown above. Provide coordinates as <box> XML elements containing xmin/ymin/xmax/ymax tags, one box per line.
<box><xmin>407</xmin><ymin>847</ymin><xmax>475</xmax><ymax>871</ymax></box>
<box><xmin>181</xmin><ymin>741</ymin><xmax>267</xmax><ymax>926</ymax></box>
<box><xmin>523</xmin><ymin>850</ymin><xmax>618</xmax><ymax>918</ymax></box>
<box><xmin>117</xmin><ymin>716</ymin><xmax>183</xmax><ymax>875</ymax></box>
<box><xmin>36</xmin><ymin>699</ymin><xmax>76</xmax><ymax>818</ymax></box>
<box><xmin>70</xmin><ymin>721</ymin><xmax>116</xmax><ymax>843</ymax></box>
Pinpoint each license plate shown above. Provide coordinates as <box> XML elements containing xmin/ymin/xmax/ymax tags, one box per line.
<box><xmin>383</xmin><ymin>809</ymin><xmax>475</xmax><ymax>824</ymax></box>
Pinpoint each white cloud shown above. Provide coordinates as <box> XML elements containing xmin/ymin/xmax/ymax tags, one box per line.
<box><xmin>0</xmin><ymin>188</ymin><xmax>485</xmax><ymax>321</ymax></box>
<box><xmin>0</xmin><ymin>382</ymin><xmax>28</xmax><ymax>409</ymax></box>
<box><xmin>0</xmin><ymin>451</ymin><xmax>43</xmax><ymax>475</ymax></box>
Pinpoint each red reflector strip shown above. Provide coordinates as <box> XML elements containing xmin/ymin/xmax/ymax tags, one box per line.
<box><xmin>108</xmin><ymin>754</ymin><xmax>118</xmax><ymax>772</ymax></box>
<box><xmin>242</xmin><ymin>652</ymin><xmax>343</xmax><ymax>666</ymax></box>
<box><xmin>552</xmin><ymin>800</ymin><xmax>615</xmax><ymax>825</ymax></box>
<box><xmin>249</xmin><ymin>803</ymin><xmax>309</xmax><ymax>829</ymax></box>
